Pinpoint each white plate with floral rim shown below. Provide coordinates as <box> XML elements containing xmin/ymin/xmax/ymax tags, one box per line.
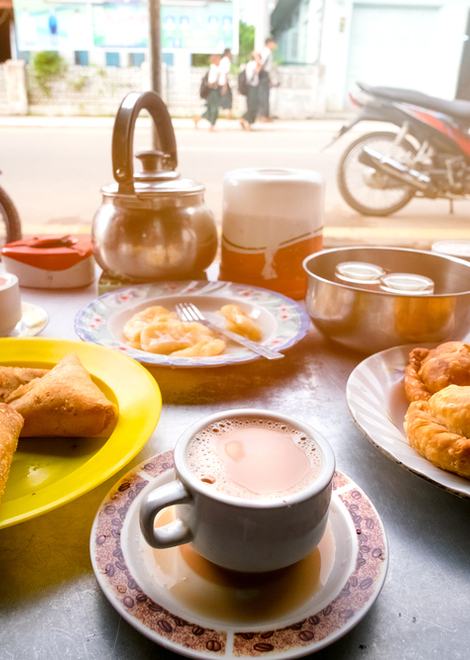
<box><xmin>346</xmin><ymin>344</ymin><xmax>470</xmax><ymax>499</ymax></box>
<box><xmin>90</xmin><ymin>451</ymin><xmax>388</xmax><ymax>659</ymax></box>
<box><xmin>75</xmin><ymin>281</ymin><xmax>309</xmax><ymax>368</ymax></box>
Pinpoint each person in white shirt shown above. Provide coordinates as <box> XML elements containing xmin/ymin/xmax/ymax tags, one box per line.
<box><xmin>219</xmin><ymin>48</ymin><xmax>233</xmax><ymax>113</ymax></box>
<box><xmin>240</xmin><ymin>52</ymin><xmax>262</xmax><ymax>130</ymax></box>
<box><xmin>195</xmin><ymin>54</ymin><xmax>221</xmax><ymax>130</ymax></box>
<box><xmin>259</xmin><ymin>36</ymin><xmax>277</xmax><ymax>122</ymax></box>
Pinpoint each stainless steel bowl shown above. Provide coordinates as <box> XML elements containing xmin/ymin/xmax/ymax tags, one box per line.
<box><xmin>303</xmin><ymin>246</ymin><xmax>470</xmax><ymax>353</ymax></box>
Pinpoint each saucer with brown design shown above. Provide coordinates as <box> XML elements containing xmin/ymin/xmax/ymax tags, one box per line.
<box><xmin>90</xmin><ymin>451</ymin><xmax>388</xmax><ymax>659</ymax></box>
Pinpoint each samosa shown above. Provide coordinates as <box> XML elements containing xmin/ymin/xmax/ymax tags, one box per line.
<box><xmin>6</xmin><ymin>354</ymin><xmax>117</xmax><ymax>438</ymax></box>
<box><xmin>0</xmin><ymin>366</ymin><xmax>48</xmax><ymax>402</ymax></box>
<box><xmin>0</xmin><ymin>403</ymin><xmax>23</xmax><ymax>502</ymax></box>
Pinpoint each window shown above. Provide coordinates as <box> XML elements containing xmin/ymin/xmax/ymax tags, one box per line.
<box><xmin>74</xmin><ymin>51</ymin><xmax>89</xmax><ymax>66</ymax></box>
<box><xmin>129</xmin><ymin>52</ymin><xmax>145</xmax><ymax>67</ymax></box>
<box><xmin>191</xmin><ymin>53</ymin><xmax>209</xmax><ymax>67</ymax></box>
<box><xmin>105</xmin><ymin>52</ymin><xmax>120</xmax><ymax>67</ymax></box>
<box><xmin>162</xmin><ymin>52</ymin><xmax>175</xmax><ymax>66</ymax></box>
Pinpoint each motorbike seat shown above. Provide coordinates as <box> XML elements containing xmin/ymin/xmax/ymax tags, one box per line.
<box><xmin>358</xmin><ymin>83</ymin><xmax>470</xmax><ymax>122</ymax></box>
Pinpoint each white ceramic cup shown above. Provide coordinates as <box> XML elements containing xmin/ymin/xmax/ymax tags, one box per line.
<box><xmin>140</xmin><ymin>409</ymin><xmax>335</xmax><ymax>573</ymax></box>
<box><xmin>0</xmin><ymin>272</ymin><xmax>22</xmax><ymax>336</ymax></box>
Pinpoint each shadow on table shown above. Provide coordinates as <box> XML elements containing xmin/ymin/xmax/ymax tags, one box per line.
<box><xmin>145</xmin><ymin>332</ymin><xmax>355</xmax><ymax>405</ymax></box>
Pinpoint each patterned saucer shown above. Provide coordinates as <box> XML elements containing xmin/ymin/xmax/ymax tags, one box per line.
<box><xmin>8</xmin><ymin>302</ymin><xmax>48</xmax><ymax>337</ymax></box>
<box><xmin>90</xmin><ymin>452</ymin><xmax>388</xmax><ymax>659</ymax></box>
<box><xmin>75</xmin><ymin>280</ymin><xmax>309</xmax><ymax>368</ymax></box>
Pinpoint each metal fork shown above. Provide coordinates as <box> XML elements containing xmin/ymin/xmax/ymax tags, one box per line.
<box><xmin>175</xmin><ymin>302</ymin><xmax>285</xmax><ymax>361</ymax></box>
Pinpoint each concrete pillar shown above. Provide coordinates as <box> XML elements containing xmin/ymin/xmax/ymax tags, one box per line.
<box><xmin>5</xmin><ymin>59</ymin><xmax>28</xmax><ymax>115</ymax></box>
<box><xmin>254</xmin><ymin>0</ymin><xmax>271</xmax><ymax>50</ymax></box>
<box><xmin>141</xmin><ymin>60</ymin><xmax>169</xmax><ymax>102</ymax></box>
<box><xmin>319</xmin><ymin>0</ymin><xmax>352</xmax><ymax>112</ymax></box>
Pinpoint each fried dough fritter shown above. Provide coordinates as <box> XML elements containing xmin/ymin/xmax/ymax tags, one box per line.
<box><xmin>404</xmin><ymin>385</ymin><xmax>470</xmax><ymax>479</ymax></box>
<box><xmin>404</xmin><ymin>342</ymin><xmax>470</xmax><ymax>402</ymax></box>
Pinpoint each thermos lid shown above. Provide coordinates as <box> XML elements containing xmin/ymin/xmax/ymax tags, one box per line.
<box><xmin>2</xmin><ymin>234</ymin><xmax>92</xmax><ymax>270</ymax></box>
<box><xmin>224</xmin><ymin>167</ymin><xmax>324</xmax><ymax>185</ymax></box>
<box><xmin>223</xmin><ymin>167</ymin><xmax>324</xmax><ymax>223</ymax></box>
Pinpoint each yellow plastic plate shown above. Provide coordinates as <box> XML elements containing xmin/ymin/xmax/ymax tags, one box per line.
<box><xmin>0</xmin><ymin>338</ymin><xmax>162</xmax><ymax>529</ymax></box>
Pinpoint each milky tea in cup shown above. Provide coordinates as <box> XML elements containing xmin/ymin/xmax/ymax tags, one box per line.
<box><xmin>140</xmin><ymin>409</ymin><xmax>335</xmax><ymax>573</ymax></box>
<box><xmin>186</xmin><ymin>417</ymin><xmax>322</xmax><ymax>500</ymax></box>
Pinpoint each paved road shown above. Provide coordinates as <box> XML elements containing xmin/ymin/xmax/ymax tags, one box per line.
<box><xmin>1</xmin><ymin>116</ymin><xmax>469</xmax><ymax>248</ymax></box>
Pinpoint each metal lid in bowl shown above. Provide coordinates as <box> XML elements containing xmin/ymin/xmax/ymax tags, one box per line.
<box><xmin>379</xmin><ymin>272</ymin><xmax>434</xmax><ymax>295</ymax></box>
<box><xmin>335</xmin><ymin>261</ymin><xmax>385</xmax><ymax>285</ymax></box>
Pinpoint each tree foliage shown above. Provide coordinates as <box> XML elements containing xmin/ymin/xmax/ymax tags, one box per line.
<box><xmin>32</xmin><ymin>51</ymin><xmax>67</xmax><ymax>96</ymax></box>
<box><xmin>239</xmin><ymin>21</ymin><xmax>255</xmax><ymax>63</ymax></box>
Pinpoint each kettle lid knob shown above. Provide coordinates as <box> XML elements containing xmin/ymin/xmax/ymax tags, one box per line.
<box><xmin>134</xmin><ymin>150</ymin><xmax>179</xmax><ymax>182</ymax></box>
<box><xmin>137</xmin><ymin>150</ymin><xmax>166</xmax><ymax>172</ymax></box>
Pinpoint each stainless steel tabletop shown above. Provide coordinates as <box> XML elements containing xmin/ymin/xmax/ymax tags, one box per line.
<box><xmin>1</xmin><ymin>283</ymin><xmax>469</xmax><ymax>660</ymax></box>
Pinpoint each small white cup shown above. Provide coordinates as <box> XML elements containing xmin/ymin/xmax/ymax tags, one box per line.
<box><xmin>0</xmin><ymin>273</ymin><xmax>22</xmax><ymax>336</ymax></box>
<box><xmin>140</xmin><ymin>409</ymin><xmax>335</xmax><ymax>573</ymax></box>
<box><xmin>335</xmin><ymin>261</ymin><xmax>385</xmax><ymax>285</ymax></box>
<box><xmin>379</xmin><ymin>272</ymin><xmax>434</xmax><ymax>295</ymax></box>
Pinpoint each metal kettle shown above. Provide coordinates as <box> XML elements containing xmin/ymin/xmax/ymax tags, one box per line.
<box><xmin>92</xmin><ymin>91</ymin><xmax>218</xmax><ymax>280</ymax></box>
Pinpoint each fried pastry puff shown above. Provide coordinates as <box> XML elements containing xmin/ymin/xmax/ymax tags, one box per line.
<box><xmin>6</xmin><ymin>354</ymin><xmax>117</xmax><ymax>438</ymax></box>
<box><xmin>404</xmin><ymin>385</ymin><xmax>470</xmax><ymax>478</ymax></box>
<box><xmin>404</xmin><ymin>342</ymin><xmax>470</xmax><ymax>402</ymax></box>
<box><xmin>123</xmin><ymin>306</ymin><xmax>177</xmax><ymax>347</ymax></box>
<box><xmin>0</xmin><ymin>367</ymin><xmax>48</xmax><ymax>402</ymax></box>
<box><xmin>0</xmin><ymin>403</ymin><xmax>24</xmax><ymax>502</ymax></box>
<box><xmin>140</xmin><ymin>319</ymin><xmax>216</xmax><ymax>355</ymax></box>
<box><xmin>171</xmin><ymin>338</ymin><xmax>226</xmax><ymax>357</ymax></box>
<box><xmin>219</xmin><ymin>304</ymin><xmax>263</xmax><ymax>341</ymax></box>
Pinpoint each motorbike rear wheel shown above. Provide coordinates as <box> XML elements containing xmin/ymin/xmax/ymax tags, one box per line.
<box><xmin>337</xmin><ymin>131</ymin><xmax>418</xmax><ymax>216</ymax></box>
<box><xmin>0</xmin><ymin>185</ymin><xmax>22</xmax><ymax>247</ymax></box>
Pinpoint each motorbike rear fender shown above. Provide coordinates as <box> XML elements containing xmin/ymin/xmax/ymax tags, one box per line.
<box><xmin>327</xmin><ymin>104</ymin><xmax>409</xmax><ymax>148</ymax></box>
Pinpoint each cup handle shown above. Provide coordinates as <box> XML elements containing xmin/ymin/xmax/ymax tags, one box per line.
<box><xmin>139</xmin><ymin>479</ymin><xmax>193</xmax><ymax>549</ymax></box>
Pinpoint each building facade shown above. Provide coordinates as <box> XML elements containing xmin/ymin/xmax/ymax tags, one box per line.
<box><xmin>11</xmin><ymin>0</ymin><xmax>239</xmax><ymax>68</ymax></box>
<box><xmin>271</xmin><ymin>0</ymin><xmax>469</xmax><ymax>111</ymax></box>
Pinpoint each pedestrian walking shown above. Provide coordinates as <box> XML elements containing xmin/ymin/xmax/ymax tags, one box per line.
<box><xmin>219</xmin><ymin>48</ymin><xmax>233</xmax><ymax>116</ymax></box>
<box><xmin>259</xmin><ymin>37</ymin><xmax>277</xmax><ymax>122</ymax></box>
<box><xmin>240</xmin><ymin>52</ymin><xmax>262</xmax><ymax>131</ymax></box>
<box><xmin>194</xmin><ymin>54</ymin><xmax>221</xmax><ymax>131</ymax></box>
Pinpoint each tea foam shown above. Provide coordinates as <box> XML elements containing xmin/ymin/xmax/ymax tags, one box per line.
<box><xmin>185</xmin><ymin>417</ymin><xmax>322</xmax><ymax>500</ymax></box>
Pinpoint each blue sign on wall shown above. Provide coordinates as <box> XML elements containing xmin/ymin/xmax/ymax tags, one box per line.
<box><xmin>13</xmin><ymin>1</ymin><xmax>235</xmax><ymax>52</ymax></box>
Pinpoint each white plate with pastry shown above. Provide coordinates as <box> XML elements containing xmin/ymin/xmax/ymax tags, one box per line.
<box><xmin>74</xmin><ymin>280</ymin><xmax>309</xmax><ymax>368</ymax></box>
<box><xmin>346</xmin><ymin>342</ymin><xmax>470</xmax><ymax>499</ymax></box>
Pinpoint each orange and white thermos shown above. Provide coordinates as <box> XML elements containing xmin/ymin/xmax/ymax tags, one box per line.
<box><xmin>220</xmin><ymin>168</ymin><xmax>324</xmax><ymax>299</ymax></box>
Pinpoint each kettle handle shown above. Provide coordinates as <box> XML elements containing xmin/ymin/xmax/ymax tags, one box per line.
<box><xmin>112</xmin><ymin>91</ymin><xmax>178</xmax><ymax>193</ymax></box>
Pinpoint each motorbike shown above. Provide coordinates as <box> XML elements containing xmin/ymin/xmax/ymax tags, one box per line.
<box><xmin>0</xmin><ymin>170</ymin><xmax>22</xmax><ymax>246</ymax></box>
<box><xmin>331</xmin><ymin>82</ymin><xmax>470</xmax><ymax>216</ymax></box>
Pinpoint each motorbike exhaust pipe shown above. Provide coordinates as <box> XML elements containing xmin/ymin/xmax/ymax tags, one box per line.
<box><xmin>359</xmin><ymin>146</ymin><xmax>431</xmax><ymax>192</ymax></box>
